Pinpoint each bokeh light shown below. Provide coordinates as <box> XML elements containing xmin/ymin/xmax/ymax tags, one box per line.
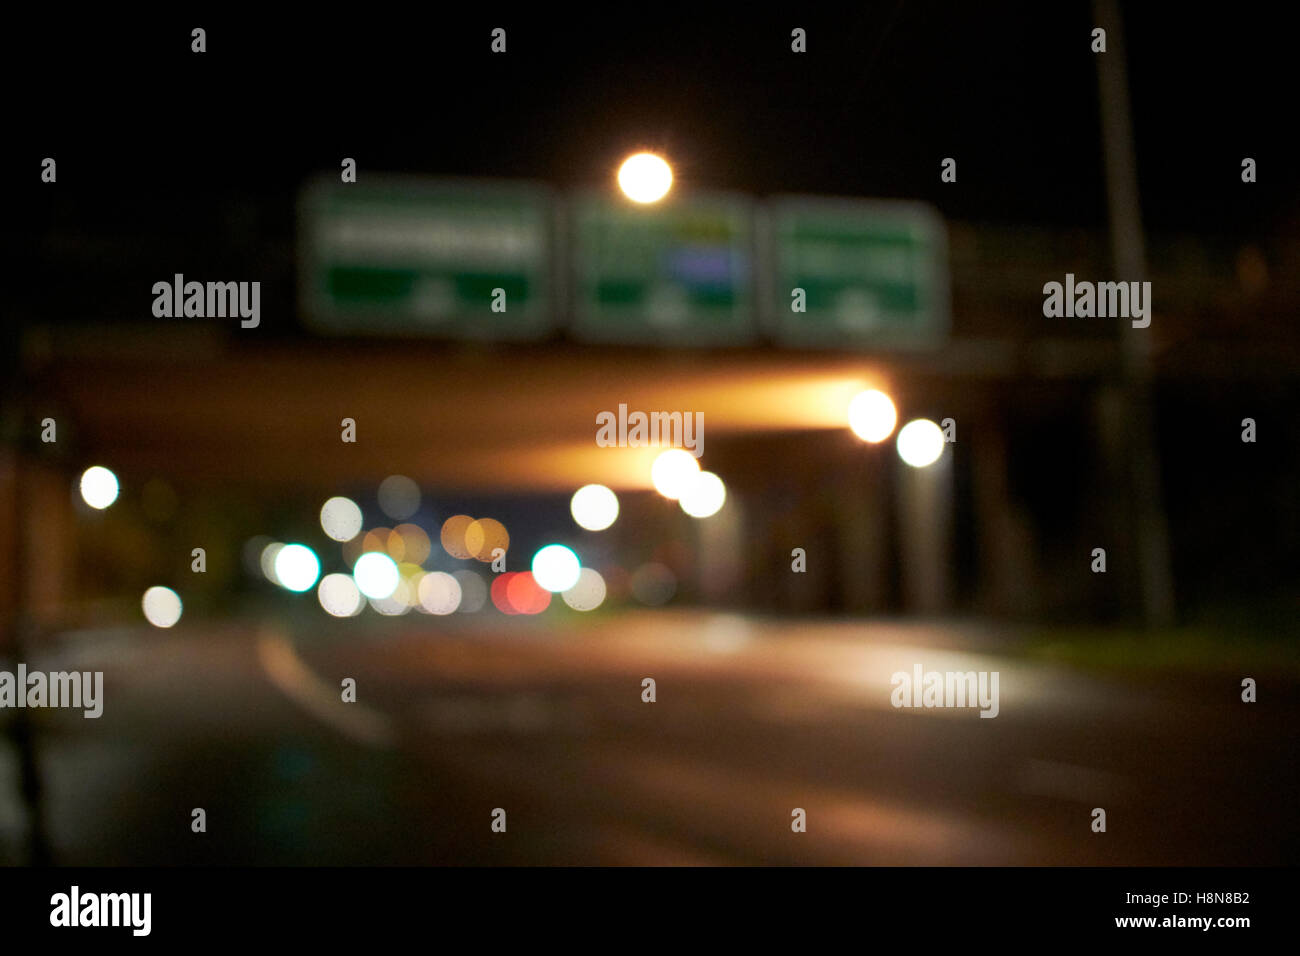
<box><xmin>466</xmin><ymin>518</ymin><xmax>510</xmax><ymax>562</ymax></box>
<box><xmin>651</xmin><ymin>449</ymin><xmax>701</xmax><ymax>500</ymax></box>
<box><xmin>897</xmin><ymin>418</ymin><xmax>946</xmax><ymax>468</ymax></box>
<box><xmin>678</xmin><ymin>471</ymin><xmax>726</xmax><ymax>518</ymax></box>
<box><xmin>318</xmin><ymin>573</ymin><xmax>364</xmax><ymax>617</ymax></box>
<box><xmin>142</xmin><ymin>586</ymin><xmax>183</xmax><ymax>628</ymax></box>
<box><xmin>532</xmin><ymin>544</ymin><xmax>582</xmax><ymax>593</ymax></box>
<box><xmin>377</xmin><ymin>475</ymin><xmax>421</xmax><ymax>520</ymax></box>
<box><xmin>358</xmin><ymin>527</ymin><xmax>392</xmax><ymax>558</ymax></box>
<box><xmin>353</xmin><ymin>551</ymin><xmax>400</xmax><ymax>599</ymax></box>
<box><xmin>631</xmin><ymin>562</ymin><xmax>677</xmax><ymax>606</ymax></box>
<box><xmin>491</xmin><ymin>572</ymin><xmax>519</xmax><ymax>614</ymax></box>
<box><xmin>274</xmin><ymin>544</ymin><xmax>321</xmax><ymax>593</ymax></box>
<box><xmin>848</xmin><ymin>389</ymin><xmax>898</xmax><ymax>443</ymax></box>
<box><xmin>384</xmin><ymin>529</ymin><xmax>408</xmax><ymax>562</ymax></box>
<box><xmin>562</xmin><ymin>568</ymin><xmax>607</xmax><ymax>611</ymax></box>
<box><xmin>417</xmin><ymin>571</ymin><xmax>462</xmax><ymax>615</ymax></box>
<box><xmin>618</xmin><ymin>152</ymin><xmax>673</xmax><ymax>203</ymax></box>
<box><xmin>453</xmin><ymin>570</ymin><xmax>488</xmax><ymax>613</ymax></box>
<box><xmin>570</xmin><ymin>484</ymin><xmax>620</xmax><ymax>531</ymax></box>
<box><xmin>320</xmin><ymin>496</ymin><xmax>364</xmax><ymax>542</ymax></box>
<box><xmin>369</xmin><ymin>577</ymin><xmax>413</xmax><ymax>616</ymax></box>
<box><xmin>440</xmin><ymin>515</ymin><xmax>476</xmax><ymax>559</ymax></box>
<box><xmin>507</xmin><ymin>571</ymin><xmax>552</xmax><ymax>614</ymax></box>
<box><xmin>260</xmin><ymin>542</ymin><xmax>285</xmax><ymax>585</ymax></box>
<box><xmin>393</xmin><ymin>523</ymin><xmax>432</xmax><ymax>564</ymax></box>
<box><xmin>79</xmin><ymin>466</ymin><xmax>119</xmax><ymax>510</ymax></box>
<box><xmin>243</xmin><ymin>535</ymin><xmax>274</xmax><ymax>578</ymax></box>
<box><xmin>340</xmin><ymin>530</ymin><xmax>368</xmax><ymax>568</ymax></box>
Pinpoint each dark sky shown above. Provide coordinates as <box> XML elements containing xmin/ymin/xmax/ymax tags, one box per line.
<box><xmin>7</xmin><ymin>3</ymin><xmax>1292</xmax><ymax>237</ymax></box>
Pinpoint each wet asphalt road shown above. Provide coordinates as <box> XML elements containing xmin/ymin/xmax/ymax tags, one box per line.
<box><xmin>2</xmin><ymin>610</ymin><xmax>1296</xmax><ymax>865</ymax></box>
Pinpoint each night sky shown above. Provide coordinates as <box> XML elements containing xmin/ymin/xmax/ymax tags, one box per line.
<box><xmin>6</xmin><ymin>3</ymin><xmax>1292</xmax><ymax>237</ymax></box>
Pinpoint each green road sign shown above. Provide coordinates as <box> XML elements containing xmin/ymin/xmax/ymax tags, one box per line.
<box><xmin>761</xmin><ymin>197</ymin><xmax>949</xmax><ymax>348</ymax></box>
<box><xmin>570</xmin><ymin>191</ymin><xmax>757</xmax><ymax>345</ymax></box>
<box><xmin>298</xmin><ymin>176</ymin><xmax>555</xmax><ymax>339</ymax></box>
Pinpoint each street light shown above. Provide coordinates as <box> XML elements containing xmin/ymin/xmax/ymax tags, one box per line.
<box><xmin>679</xmin><ymin>471</ymin><xmax>726</xmax><ymax>518</ymax></box>
<box><xmin>618</xmin><ymin>152</ymin><xmax>673</xmax><ymax>203</ymax></box>
<box><xmin>571</xmin><ymin>484</ymin><xmax>620</xmax><ymax>531</ymax></box>
<box><xmin>896</xmin><ymin>419</ymin><xmax>945</xmax><ymax>468</ymax></box>
<box><xmin>532</xmin><ymin>544</ymin><xmax>582</xmax><ymax>593</ymax></box>
<box><xmin>848</xmin><ymin>389</ymin><xmax>897</xmax><ymax>443</ymax></box>
<box><xmin>651</xmin><ymin>449</ymin><xmax>699</xmax><ymax>499</ymax></box>
<box><xmin>79</xmin><ymin>465</ymin><xmax>119</xmax><ymax>509</ymax></box>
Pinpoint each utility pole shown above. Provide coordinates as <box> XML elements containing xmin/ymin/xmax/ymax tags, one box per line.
<box><xmin>1093</xmin><ymin>0</ymin><xmax>1176</xmax><ymax>628</ymax></box>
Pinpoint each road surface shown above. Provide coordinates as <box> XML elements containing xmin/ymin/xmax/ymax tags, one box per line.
<box><xmin>2</xmin><ymin>610</ymin><xmax>1295</xmax><ymax>865</ymax></box>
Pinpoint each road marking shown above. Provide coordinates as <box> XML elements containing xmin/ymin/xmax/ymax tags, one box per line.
<box><xmin>256</xmin><ymin>628</ymin><xmax>396</xmax><ymax>749</ymax></box>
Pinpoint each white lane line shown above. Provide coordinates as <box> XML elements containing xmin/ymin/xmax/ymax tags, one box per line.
<box><xmin>256</xmin><ymin>628</ymin><xmax>396</xmax><ymax>749</ymax></box>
